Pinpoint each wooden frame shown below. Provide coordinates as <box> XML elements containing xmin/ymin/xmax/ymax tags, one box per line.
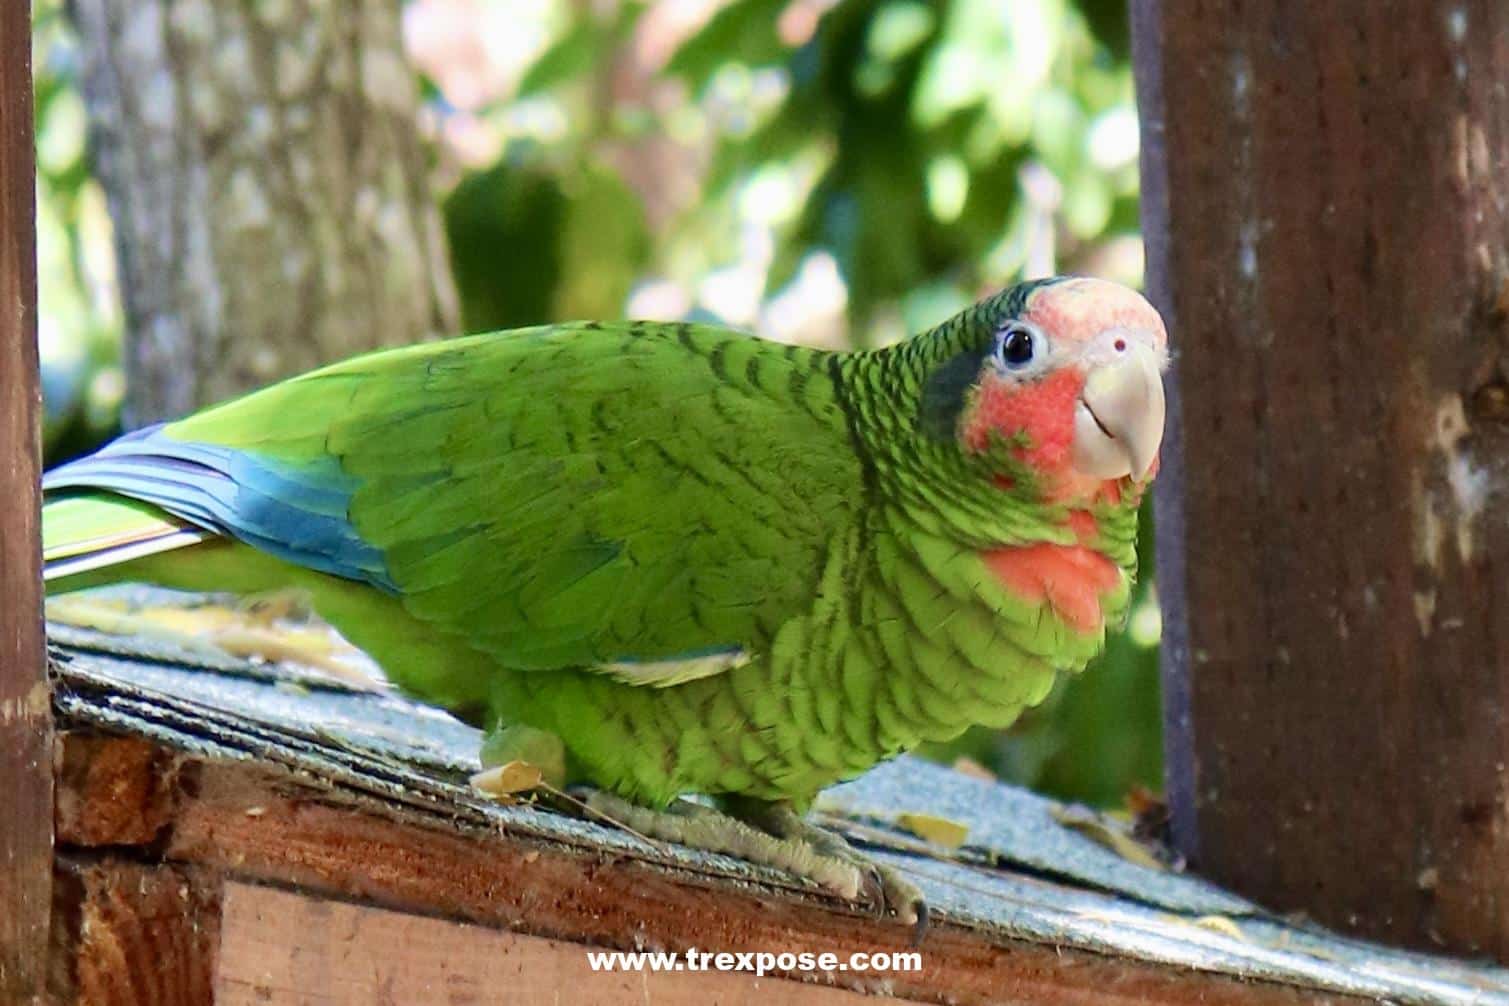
<box><xmin>47</xmin><ymin>732</ymin><xmax>1366</xmax><ymax>1005</ymax></box>
<box><xmin>1134</xmin><ymin>0</ymin><xmax>1509</xmax><ymax>958</ymax></box>
<box><xmin>0</xmin><ymin>2</ymin><xmax>53</xmax><ymax>1002</ymax></box>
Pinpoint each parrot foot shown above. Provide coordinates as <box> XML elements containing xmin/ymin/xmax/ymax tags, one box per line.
<box><xmin>580</xmin><ymin>790</ymin><xmax>927</xmax><ymax>941</ymax></box>
<box><xmin>735</xmin><ymin>799</ymin><xmax>927</xmax><ymax>943</ymax></box>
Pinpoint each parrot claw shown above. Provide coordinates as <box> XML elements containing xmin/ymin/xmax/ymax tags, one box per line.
<box><xmin>888</xmin><ymin>872</ymin><xmax>929</xmax><ymax>947</ymax></box>
<box><xmin>772</xmin><ymin>811</ymin><xmax>927</xmax><ymax>942</ymax></box>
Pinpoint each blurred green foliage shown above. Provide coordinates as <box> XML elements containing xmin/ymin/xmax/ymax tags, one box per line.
<box><xmin>34</xmin><ymin>0</ymin><xmax>123</xmax><ymax>464</ymax></box>
<box><xmin>34</xmin><ymin>0</ymin><xmax>1159</xmax><ymax>807</ymax></box>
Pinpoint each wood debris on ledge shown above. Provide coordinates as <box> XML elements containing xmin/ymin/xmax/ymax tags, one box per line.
<box><xmin>43</xmin><ymin>618</ymin><xmax>1509</xmax><ymax>1006</ymax></box>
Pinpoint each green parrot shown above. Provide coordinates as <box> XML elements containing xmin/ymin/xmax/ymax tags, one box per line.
<box><xmin>42</xmin><ymin>276</ymin><xmax>1167</xmax><ymax>930</ymax></box>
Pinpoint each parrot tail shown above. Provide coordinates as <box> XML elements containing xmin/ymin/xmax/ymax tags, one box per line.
<box><xmin>42</xmin><ymin>493</ymin><xmax>211</xmax><ymax>583</ymax></box>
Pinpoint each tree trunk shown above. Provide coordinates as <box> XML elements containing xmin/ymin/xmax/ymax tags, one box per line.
<box><xmin>1134</xmin><ymin>0</ymin><xmax>1509</xmax><ymax>959</ymax></box>
<box><xmin>71</xmin><ymin>0</ymin><xmax>458</xmax><ymax>426</ymax></box>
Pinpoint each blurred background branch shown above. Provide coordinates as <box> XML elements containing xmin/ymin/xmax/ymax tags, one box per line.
<box><xmin>33</xmin><ymin>0</ymin><xmax>1158</xmax><ymax>808</ymax></box>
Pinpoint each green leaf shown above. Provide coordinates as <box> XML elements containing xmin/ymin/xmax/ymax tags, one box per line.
<box><xmin>1077</xmin><ymin>0</ymin><xmax>1132</xmax><ymax>60</ymax></box>
<box><xmin>516</xmin><ymin>4</ymin><xmax>644</xmax><ymax>99</ymax></box>
<box><xmin>443</xmin><ymin>162</ymin><xmax>566</xmax><ymax>333</ymax></box>
<box><xmin>553</xmin><ymin>165</ymin><xmax>651</xmax><ymax>320</ymax></box>
<box><xmin>666</xmin><ymin>0</ymin><xmax>790</xmax><ymax>89</ymax></box>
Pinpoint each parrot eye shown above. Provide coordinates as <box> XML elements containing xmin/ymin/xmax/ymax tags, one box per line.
<box><xmin>994</xmin><ymin>323</ymin><xmax>1047</xmax><ymax>374</ymax></box>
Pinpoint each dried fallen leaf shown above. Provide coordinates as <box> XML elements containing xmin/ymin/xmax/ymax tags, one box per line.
<box><xmin>897</xmin><ymin>812</ymin><xmax>969</xmax><ymax>849</ymax></box>
<box><xmin>1126</xmin><ymin>785</ymin><xmax>1172</xmax><ymax>844</ymax></box>
<box><xmin>471</xmin><ymin>760</ymin><xmax>545</xmax><ymax>798</ymax></box>
<box><xmin>1125</xmin><ymin>784</ymin><xmax>1164</xmax><ymax>818</ymax></box>
<box><xmin>1193</xmin><ymin>915</ymin><xmax>1248</xmax><ymax>942</ymax></box>
<box><xmin>1051</xmin><ymin>805</ymin><xmax>1167</xmax><ymax>872</ymax></box>
<box><xmin>950</xmin><ymin>756</ymin><xmax>996</xmax><ymax>782</ymax></box>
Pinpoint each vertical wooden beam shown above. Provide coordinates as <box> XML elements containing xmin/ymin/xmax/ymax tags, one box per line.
<box><xmin>0</xmin><ymin>2</ymin><xmax>51</xmax><ymax>1001</ymax></box>
<box><xmin>1128</xmin><ymin>0</ymin><xmax>1197</xmax><ymax>865</ymax></box>
<box><xmin>1134</xmin><ymin>0</ymin><xmax>1509</xmax><ymax>958</ymax></box>
<box><xmin>50</xmin><ymin>858</ymin><xmax>220</xmax><ymax>1006</ymax></box>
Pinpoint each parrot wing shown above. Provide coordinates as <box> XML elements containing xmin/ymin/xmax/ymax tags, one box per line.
<box><xmin>46</xmin><ymin>322</ymin><xmax>862</xmax><ymax>682</ymax></box>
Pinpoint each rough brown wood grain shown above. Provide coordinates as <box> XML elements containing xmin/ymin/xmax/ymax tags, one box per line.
<box><xmin>70</xmin><ymin>0</ymin><xmax>458</xmax><ymax>425</ymax></box>
<box><xmin>0</xmin><ymin>2</ymin><xmax>52</xmax><ymax>1001</ymax></box>
<box><xmin>48</xmin><ymin>734</ymin><xmax>1374</xmax><ymax>1006</ymax></box>
<box><xmin>1133</xmin><ymin>0</ymin><xmax>1509</xmax><ymax>958</ymax></box>
<box><xmin>146</xmin><ymin>750</ymin><xmax>1355</xmax><ymax>1005</ymax></box>
<box><xmin>51</xmin><ymin>857</ymin><xmax>220</xmax><ymax>1006</ymax></box>
<box><xmin>56</xmin><ymin>734</ymin><xmax>180</xmax><ymax>847</ymax></box>
<box><xmin>46</xmin><ymin>733</ymin><xmax>1369</xmax><ymax>1003</ymax></box>
<box><xmin>214</xmin><ymin>883</ymin><xmax>918</xmax><ymax>1006</ymax></box>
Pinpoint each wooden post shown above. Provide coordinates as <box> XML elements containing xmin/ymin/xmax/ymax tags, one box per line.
<box><xmin>0</xmin><ymin>0</ymin><xmax>53</xmax><ymax>1001</ymax></box>
<box><xmin>1134</xmin><ymin>0</ymin><xmax>1509</xmax><ymax>958</ymax></box>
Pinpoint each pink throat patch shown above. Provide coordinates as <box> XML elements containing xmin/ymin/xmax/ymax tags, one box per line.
<box><xmin>981</xmin><ymin>543</ymin><xmax>1121</xmax><ymax>634</ymax></box>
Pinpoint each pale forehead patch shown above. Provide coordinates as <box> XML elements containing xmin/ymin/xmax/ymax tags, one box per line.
<box><xmin>1024</xmin><ymin>278</ymin><xmax>1168</xmax><ymax>348</ymax></box>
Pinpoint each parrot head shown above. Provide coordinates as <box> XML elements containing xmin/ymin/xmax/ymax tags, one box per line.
<box><xmin>922</xmin><ymin>276</ymin><xmax>1169</xmax><ymax>505</ymax></box>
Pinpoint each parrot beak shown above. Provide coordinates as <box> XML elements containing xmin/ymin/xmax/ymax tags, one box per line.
<box><xmin>1072</xmin><ymin>340</ymin><xmax>1166</xmax><ymax>482</ymax></box>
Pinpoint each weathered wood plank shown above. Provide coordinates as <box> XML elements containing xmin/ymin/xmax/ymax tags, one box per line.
<box><xmin>1133</xmin><ymin>0</ymin><xmax>1509</xmax><ymax>958</ymax></box>
<box><xmin>0</xmin><ymin>1</ymin><xmax>52</xmax><ymax>1001</ymax></box>
<box><xmin>50</xmin><ymin>858</ymin><xmax>220</xmax><ymax>1006</ymax></box>
<box><xmin>49</xmin><ymin>735</ymin><xmax>1370</xmax><ymax>1003</ymax></box>
<box><xmin>56</xmin><ymin>734</ymin><xmax>180</xmax><ymax>847</ymax></box>
<box><xmin>215</xmin><ymin>882</ymin><xmax>914</xmax><ymax>1006</ymax></box>
<box><xmin>148</xmin><ymin>754</ymin><xmax>1358</xmax><ymax>1005</ymax></box>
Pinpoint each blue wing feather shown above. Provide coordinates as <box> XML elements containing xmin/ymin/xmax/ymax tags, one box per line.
<box><xmin>43</xmin><ymin>425</ymin><xmax>395</xmax><ymax>591</ymax></box>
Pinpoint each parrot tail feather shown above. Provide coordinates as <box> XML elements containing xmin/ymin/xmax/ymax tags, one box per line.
<box><xmin>42</xmin><ymin>493</ymin><xmax>212</xmax><ymax>582</ymax></box>
<box><xmin>43</xmin><ymin>424</ymin><xmax>394</xmax><ymax>589</ymax></box>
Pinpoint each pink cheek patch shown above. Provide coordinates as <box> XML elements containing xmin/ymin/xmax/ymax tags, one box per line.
<box><xmin>961</xmin><ymin>369</ymin><xmax>1084</xmax><ymax>473</ymax></box>
<box><xmin>981</xmin><ymin>543</ymin><xmax>1121</xmax><ymax>635</ymax></box>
